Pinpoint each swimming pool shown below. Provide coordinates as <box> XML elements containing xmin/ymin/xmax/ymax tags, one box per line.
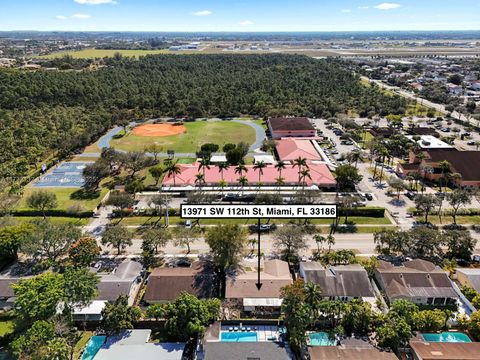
<box><xmin>80</xmin><ymin>335</ymin><xmax>106</xmax><ymax>360</ymax></box>
<box><xmin>422</xmin><ymin>332</ymin><xmax>472</xmax><ymax>343</ymax></box>
<box><xmin>221</xmin><ymin>332</ymin><xmax>258</xmax><ymax>342</ymax></box>
<box><xmin>308</xmin><ymin>332</ymin><xmax>337</xmax><ymax>346</ymax></box>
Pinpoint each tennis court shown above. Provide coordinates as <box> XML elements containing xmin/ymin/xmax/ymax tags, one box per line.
<box><xmin>34</xmin><ymin>162</ymin><xmax>92</xmax><ymax>187</ymax></box>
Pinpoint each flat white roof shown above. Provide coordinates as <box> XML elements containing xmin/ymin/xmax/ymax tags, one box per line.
<box><xmin>210</xmin><ymin>155</ymin><xmax>227</xmax><ymax>163</ymax></box>
<box><xmin>406</xmin><ymin>135</ymin><xmax>453</xmax><ymax>149</ymax></box>
<box><xmin>253</xmin><ymin>154</ymin><xmax>276</xmax><ymax>164</ymax></box>
<box><xmin>73</xmin><ymin>301</ymin><xmax>106</xmax><ymax>315</ymax></box>
<box><xmin>243</xmin><ymin>298</ymin><xmax>283</xmax><ymax>307</ymax></box>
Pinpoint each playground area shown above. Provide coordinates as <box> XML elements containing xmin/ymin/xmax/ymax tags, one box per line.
<box><xmin>33</xmin><ymin>162</ymin><xmax>92</xmax><ymax>188</ymax></box>
<box><xmin>131</xmin><ymin>123</ymin><xmax>186</xmax><ymax>137</ymax></box>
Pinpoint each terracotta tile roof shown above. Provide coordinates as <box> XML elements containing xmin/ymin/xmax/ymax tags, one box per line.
<box><xmin>225</xmin><ymin>260</ymin><xmax>292</xmax><ymax>299</ymax></box>
<box><xmin>144</xmin><ymin>262</ymin><xmax>213</xmax><ymax>302</ymax></box>
<box><xmin>275</xmin><ymin>138</ymin><xmax>322</xmax><ymax>161</ymax></box>
<box><xmin>410</xmin><ymin>341</ymin><xmax>480</xmax><ymax>360</ymax></box>
<box><xmin>376</xmin><ymin>260</ymin><xmax>457</xmax><ymax>300</ymax></box>
<box><xmin>300</xmin><ymin>263</ymin><xmax>374</xmax><ymax>298</ymax></box>
<box><xmin>162</xmin><ymin>163</ymin><xmax>336</xmax><ymax>187</ymax></box>
<box><xmin>309</xmin><ymin>346</ymin><xmax>397</xmax><ymax>360</ymax></box>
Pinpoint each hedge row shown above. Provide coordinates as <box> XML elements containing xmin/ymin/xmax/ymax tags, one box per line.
<box><xmin>7</xmin><ymin>210</ymin><xmax>94</xmax><ymax>218</ymax></box>
<box><xmin>337</xmin><ymin>207</ymin><xmax>385</xmax><ymax>218</ymax></box>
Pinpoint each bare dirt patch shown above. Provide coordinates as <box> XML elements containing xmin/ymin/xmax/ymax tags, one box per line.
<box><xmin>132</xmin><ymin>123</ymin><xmax>186</xmax><ymax>137</ymax></box>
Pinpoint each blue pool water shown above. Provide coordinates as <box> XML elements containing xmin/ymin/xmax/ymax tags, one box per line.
<box><xmin>221</xmin><ymin>332</ymin><xmax>258</xmax><ymax>342</ymax></box>
<box><xmin>80</xmin><ymin>335</ymin><xmax>106</xmax><ymax>360</ymax></box>
<box><xmin>308</xmin><ymin>332</ymin><xmax>337</xmax><ymax>346</ymax></box>
<box><xmin>422</xmin><ymin>332</ymin><xmax>472</xmax><ymax>343</ymax></box>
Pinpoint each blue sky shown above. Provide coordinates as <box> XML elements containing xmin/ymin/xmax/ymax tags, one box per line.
<box><xmin>1</xmin><ymin>0</ymin><xmax>479</xmax><ymax>32</ymax></box>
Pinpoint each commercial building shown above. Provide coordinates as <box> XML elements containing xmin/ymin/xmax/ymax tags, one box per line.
<box><xmin>398</xmin><ymin>149</ymin><xmax>480</xmax><ymax>187</ymax></box>
<box><xmin>410</xmin><ymin>339</ymin><xmax>480</xmax><ymax>360</ymax></box>
<box><xmin>162</xmin><ymin>162</ymin><xmax>336</xmax><ymax>188</ymax></box>
<box><xmin>267</xmin><ymin>117</ymin><xmax>316</xmax><ymax>139</ymax></box>
<box><xmin>275</xmin><ymin>138</ymin><xmax>323</xmax><ymax>162</ymax></box>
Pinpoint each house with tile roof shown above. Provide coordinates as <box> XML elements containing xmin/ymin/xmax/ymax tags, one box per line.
<box><xmin>299</xmin><ymin>262</ymin><xmax>375</xmax><ymax>301</ymax></box>
<box><xmin>144</xmin><ymin>261</ymin><xmax>213</xmax><ymax>304</ymax></box>
<box><xmin>225</xmin><ymin>259</ymin><xmax>293</xmax><ymax>311</ymax></box>
<box><xmin>374</xmin><ymin>259</ymin><xmax>457</xmax><ymax>306</ymax></box>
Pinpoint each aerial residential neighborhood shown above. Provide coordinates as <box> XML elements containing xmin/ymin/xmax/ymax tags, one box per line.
<box><xmin>1</xmin><ymin>1</ymin><xmax>480</xmax><ymax>360</ymax></box>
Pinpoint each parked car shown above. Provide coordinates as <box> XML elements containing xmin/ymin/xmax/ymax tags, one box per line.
<box><xmin>364</xmin><ymin>193</ymin><xmax>373</xmax><ymax>201</ymax></box>
<box><xmin>405</xmin><ymin>192</ymin><xmax>416</xmax><ymax>200</ymax></box>
<box><xmin>467</xmin><ymin>140</ymin><xmax>476</xmax><ymax>146</ymax></box>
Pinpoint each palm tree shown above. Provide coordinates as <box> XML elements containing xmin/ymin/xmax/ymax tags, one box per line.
<box><xmin>275</xmin><ymin>176</ymin><xmax>285</xmax><ymax>191</ymax></box>
<box><xmin>327</xmin><ymin>235</ymin><xmax>335</xmax><ymax>252</ymax></box>
<box><xmin>314</xmin><ymin>234</ymin><xmax>326</xmax><ymax>253</ymax></box>
<box><xmin>293</xmin><ymin>156</ymin><xmax>308</xmax><ymax>186</ymax></box>
<box><xmin>217</xmin><ymin>162</ymin><xmax>230</xmax><ymax>181</ymax></box>
<box><xmin>305</xmin><ymin>282</ymin><xmax>322</xmax><ymax>319</ymax></box>
<box><xmin>275</xmin><ymin>160</ymin><xmax>286</xmax><ymax>178</ymax></box>
<box><xmin>420</xmin><ymin>164</ymin><xmax>434</xmax><ymax>193</ymax></box>
<box><xmin>166</xmin><ymin>161</ymin><xmax>181</xmax><ymax>187</ymax></box>
<box><xmin>238</xmin><ymin>175</ymin><xmax>248</xmax><ymax>195</ymax></box>
<box><xmin>300</xmin><ymin>168</ymin><xmax>312</xmax><ymax>188</ymax></box>
<box><xmin>198</xmin><ymin>158</ymin><xmax>210</xmax><ymax>177</ymax></box>
<box><xmin>347</xmin><ymin>151</ymin><xmax>363</xmax><ymax>169</ymax></box>
<box><xmin>377</xmin><ymin>147</ymin><xmax>390</xmax><ymax>186</ymax></box>
<box><xmin>448</xmin><ymin>172</ymin><xmax>462</xmax><ymax>189</ymax></box>
<box><xmin>438</xmin><ymin>160</ymin><xmax>451</xmax><ymax>192</ymax></box>
<box><xmin>235</xmin><ymin>163</ymin><xmax>248</xmax><ymax>177</ymax></box>
<box><xmin>253</xmin><ymin>161</ymin><xmax>267</xmax><ymax>183</ymax></box>
<box><xmin>195</xmin><ymin>173</ymin><xmax>205</xmax><ymax>188</ymax></box>
<box><xmin>218</xmin><ymin>179</ymin><xmax>227</xmax><ymax>193</ymax></box>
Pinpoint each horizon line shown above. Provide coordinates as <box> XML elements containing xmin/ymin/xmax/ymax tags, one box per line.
<box><xmin>2</xmin><ymin>29</ymin><xmax>480</xmax><ymax>33</ymax></box>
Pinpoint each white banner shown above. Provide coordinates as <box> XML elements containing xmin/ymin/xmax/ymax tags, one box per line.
<box><xmin>180</xmin><ymin>204</ymin><xmax>337</xmax><ymax>219</ymax></box>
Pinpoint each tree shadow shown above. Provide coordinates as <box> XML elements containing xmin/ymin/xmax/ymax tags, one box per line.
<box><xmin>331</xmin><ymin>222</ymin><xmax>358</xmax><ymax>233</ymax></box>
<box><xmin>389</xmin><ymin>198</ymin><xmax>406</xmax><ymax>207</ymax></box>
<box><xmin>70</xmin><ymin>189</ymin><xmax>101</xmax><ymax>201</ymax></box>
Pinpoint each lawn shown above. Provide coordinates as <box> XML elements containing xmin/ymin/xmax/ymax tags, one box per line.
<box><xmin>110</xmin><ymin>121</ymin><xmax>256</xmax><ymax>153</ymax></box>
<box><xmin>74</xmin><ymin>331</ymin><xmax>93</xmax><ymax>360</ymax></box>
<box><xmin>17</xmin><ymin>187</ymin><xmax>108</xmax><ymax>212</ymax></box>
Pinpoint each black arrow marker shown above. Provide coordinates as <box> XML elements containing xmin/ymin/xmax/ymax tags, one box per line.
<box><xmin>256</xmin><ymin>218</ymin><xmax>263</xmax><ymax>290</ymax></box>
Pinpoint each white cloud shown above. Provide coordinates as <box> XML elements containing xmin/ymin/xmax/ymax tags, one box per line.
<box><xmin>74</xmin><ymin>0</ymin><xmax>117</xmax><ymax>4</ymax></box>
<box><xmin>56</xmin><ymin>15</ymin><xmax>67</xmax><ymax>20</ymax></box>
<box><xmin>374</xmin><ymin>2</ymin><xmax>401</xmax><ymax>10</ymax></box>
<box><xmin>71</xmin><ymin>13</ymin><xmax>91</xmax><ymax>19</ymax></box>
<box><xmin>358</xmin><ymin>6</ymin><xmax>370</xmax><ymax>9</ymax></box>
<box><xmin>193</xmin><ymin>10</ymin><xmax>212</xmax><ymax>16</ymax></box>
<box><xmin>341</xmin><ymin>9</ymin><xmax>352</xmax><ymax>13</ymax></box>
<box><xmin>239</xmin><ymin>20</ymin><xmax>254</xmax><ymax>26</ymax></box>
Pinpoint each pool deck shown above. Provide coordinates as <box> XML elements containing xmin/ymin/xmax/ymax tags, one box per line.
<box><xmin>209</xmin><ymin>324</ymin><xmax>282</xmax><ymax>342</ymax></box>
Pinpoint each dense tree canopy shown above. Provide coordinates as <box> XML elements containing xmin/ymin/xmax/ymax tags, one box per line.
<box><xmin>0</xmin><ymin>54</ymin><xmax>407</xmax><ymax>181</ymax></box>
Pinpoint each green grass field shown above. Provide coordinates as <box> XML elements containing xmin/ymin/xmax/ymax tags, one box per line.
<box><xmin>110</xmin><ymin>121</ymin><xmax>256</xmax><ymax>153</ymax></box>
<box><xmin>17</xmin><ymin>187</ymin><xmax>107</xmax><ymax>212</ymax></box>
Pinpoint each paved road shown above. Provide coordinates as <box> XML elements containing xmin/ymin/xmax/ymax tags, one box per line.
<box><xmin>362</xmin><ymin>76</ymin><xmax>472</xmax><ymax>124</ymax></box>
<box><xmin>231</xmin><ymin>119</ymin><xmax>266</xmax><ymax>151</ymax></box>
